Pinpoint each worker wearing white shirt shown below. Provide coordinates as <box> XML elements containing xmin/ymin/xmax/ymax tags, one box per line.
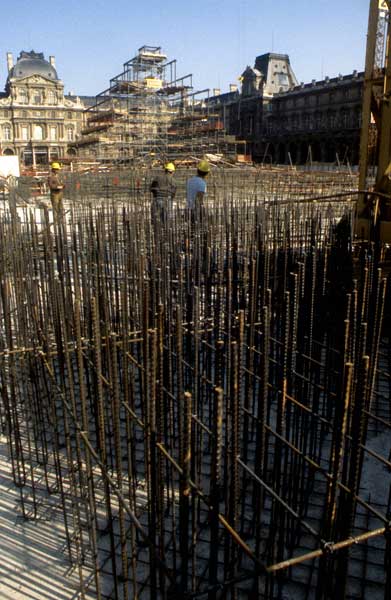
<box><xmin>186</xmin><ymin>160</ymin><xmax>210</xmax><ymax>210</ymax></box>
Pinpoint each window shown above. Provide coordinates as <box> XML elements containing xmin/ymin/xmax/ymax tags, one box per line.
<box><xmin>50</xmin><ymin>126</ymin><xmax>57</xmax><ymax>141</ymax></box>
<box><xmin>48</xmin><ymin>90</ymin><xmax>57</xmax><ymax>105</ymax></box>
<box><xmin>315</xmin><ymin>112</ymin><xmax>322</xmax><ymax>129</ymax></box>
<box><xmin>22</xmin><ymin>111</ymin><xmax>28</xmax><ymax>118</ymax></box>
<box><xmin>67</xmin><ymin>127</ymin><xmax>74</xmax><ymax>141</ymax></box>
<box><xmin>67</xmin><ymin>111</ymin><xmax>73</xmax><ymax>118</ymax></box>
<box><xmin>51</xmin><ymin>111</ymin><xmax>56</xmax><ymax>119</ymax></box>
<box><xmin>19</xmin><ymin>88</ymin><xmax>28</xmax><ymax>104</ymax></box>
<box><xmin>33</xmin><ymin>89</ymin><xmax>43</xmax><ymax>104</ymax></box>
<box><xmin>265</xmin><ymin>117</ymin><xmax>274</xmax><ymax>134</ymax></box>
<box><xmin>328</xmin><ymin>111</ymin><xmax>337</xmax><ymax>128</ymax></box>
<box><xmin>341</xmin><ymin>110</ymin><xmax>350</xmax><ymax>128</ymax></box>
<box><xmin>33</xmin><ymin>125</ymin><xmax>44</xmax><ymax>140</ymax></box>
<box><xmin>277</xmin><ymin>73</ymin><xmax>289</xmax><ymax>86</ymax></box>
<box><xmin>50</xmin><ymin>148</ymin><xmax>60</xmax><ymax>161</ymax></box>
<box><xmin>21</xmin><ymin>126</ymin><xmax>29</xmax><ymax>140</ymax></box>
<box><xmin>3</xmin><ymin>125</ymin><xmax>12</xmax><ymax>140</ymax></box>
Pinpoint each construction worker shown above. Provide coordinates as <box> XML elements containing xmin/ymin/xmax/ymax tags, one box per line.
<box><xmin>150</xmin><ymin>162</ymin><xmax>176</xmax><ymax>222</ymax></box>
<box><xmin>185</xmin><ymin>160</ymin><xmax>211</xmax><ymax>279</ymax></box>
<box><xmin>186</xmin><ymin>159</ymin><xmax>210</xmax><ymax>216</ymax></box>
<box><xmin>47</xmin><ymin>162</ymin><xmax>65</xmax><ymax>215</ymax></box>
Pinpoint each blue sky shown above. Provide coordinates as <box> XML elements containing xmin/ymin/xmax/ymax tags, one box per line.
<box><xmin>2</xmin><ymin>0</ymin><xmax>369</xmax><ymax>96</ymax></box>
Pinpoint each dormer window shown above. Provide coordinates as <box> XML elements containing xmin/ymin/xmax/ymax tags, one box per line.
<box><xmin>277</xmin><ymin>73</ymin><xmax>289</xmax><ymax>86</ymax></box>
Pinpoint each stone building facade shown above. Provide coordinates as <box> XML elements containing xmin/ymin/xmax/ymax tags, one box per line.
<box><xmin>0</xmin><ymin>49</ymin><xmax>366</xmax><ymax>169</ymax></box>
<box><xmin>260</xmin><ymin>71</ymin><xmax>364</xmax><ymax>165</ymax></box>
<box><xmin>208</xmin><ymin>53</ymin><xmax>299</xmax><ymax>158</ymax></box>
<box><xmin>0</xmin><ymin>50</ymin><xmax>86</xmax><ymax>169</ymax></box>
<box><xmin>210</xmin><ymin>53</ymin><xmax>364</xmax><ymax>166</ymax></box>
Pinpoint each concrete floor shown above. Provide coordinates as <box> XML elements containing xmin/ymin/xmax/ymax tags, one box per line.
<box><xmin>0</xmin><ymin>435</ymin><xmax>93</xmax><ymax>600</ymax></box>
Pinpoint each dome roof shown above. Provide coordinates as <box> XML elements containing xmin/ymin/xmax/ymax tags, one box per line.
<box><xmin>8</xmin><ymin>51</ymin><xmax>58</xmax><ymax>81</ymax></box>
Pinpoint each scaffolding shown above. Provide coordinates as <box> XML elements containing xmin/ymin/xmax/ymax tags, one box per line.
<box><xmin>71</xmin><ymin>46</ymin><xmax>243</xmax><ymax>166</ymax></box>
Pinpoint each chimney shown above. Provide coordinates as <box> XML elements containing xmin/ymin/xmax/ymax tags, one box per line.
<box><xmin>49</xmin><ymin>55</ymin><xmax>56</xmax><ymax>67</ymax></box>
<box><xmin>229</xmin><ymin>84</ymin><xmax>238</xmax><ymax>92</ymax></box>
<box><xmin>6</xmin><ymin>52</ymin><xmax>13</xmax><ymax>73</ymax></box>
<box><xmin>213</xmin><ymin>88</ymin><xmax>221</xmax><ymax>96</ymax></box>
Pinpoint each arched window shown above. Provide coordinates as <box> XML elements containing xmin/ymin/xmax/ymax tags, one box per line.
<box><xmin>33</xmin><ymin>125</ymin><xmax>44</xmax><ymax>140</ymax></box>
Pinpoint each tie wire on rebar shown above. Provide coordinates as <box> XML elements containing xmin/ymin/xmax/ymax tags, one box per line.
<box><xmin>0</xmin><ymin>166</ymin><xmax>390</xmax><ymax>599</ymax></box>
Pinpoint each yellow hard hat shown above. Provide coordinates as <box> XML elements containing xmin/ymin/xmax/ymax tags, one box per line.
<box><xmin>164</xmin><ymin>162</ymin><xmax>175</xmax><ymax>172</ymax></box>
<box><xmin>51</xmin><ymin>162</ymin><xmax>61</xmax><ymax>170</ymax></box>
<box><xmin>197</xmin><ymin>160</ymin><xmax>210</xmax><ymax>173</ymax></box>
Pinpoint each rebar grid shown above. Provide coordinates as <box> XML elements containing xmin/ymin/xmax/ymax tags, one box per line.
<box><xmin>0</xmin><ymin>171</ymin><xmax>390</xmax><ymax>600</ymax></box>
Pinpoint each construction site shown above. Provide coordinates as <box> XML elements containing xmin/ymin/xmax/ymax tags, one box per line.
<box><xmin>0</xmin><ymin>2</ymin><xmax>391</xmax><ymax>600</ymax></box>
<box><xmin>70</xmin><ymin>45</ymin><xmax>245</xmax><ymax>167</ymax></box>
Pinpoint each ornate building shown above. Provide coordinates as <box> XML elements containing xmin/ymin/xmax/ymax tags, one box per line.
<box><xmin>0</xmin><ymin>50</ymin><xmax>86</xmax><ymax>169</ymax></box>
<box><xmin>260</xmin><ymin>71</ymin><xmax>364</xmax><ymax>165</ymax></box>
<box><xmin>210</xmin><ymin>53</ymin><xmax>364</xmax><ymax>165</ymax></box>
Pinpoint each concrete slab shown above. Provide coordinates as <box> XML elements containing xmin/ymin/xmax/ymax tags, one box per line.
<box><xmin>0</xmin><ymin>435</ymin><xmax>93</xmax><ymax>600</ymax></box>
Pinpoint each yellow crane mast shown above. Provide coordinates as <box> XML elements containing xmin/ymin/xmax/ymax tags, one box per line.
<box><xmin>356</xmin><ymin>0</ymin><xmax>391</xmax><ymax>241</ymax></box>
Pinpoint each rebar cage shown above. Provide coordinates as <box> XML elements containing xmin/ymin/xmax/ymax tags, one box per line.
<box><xmin>0</xmin><ymin>167</ymin><xmax>390</xmax><ymax>599</ymax></box>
